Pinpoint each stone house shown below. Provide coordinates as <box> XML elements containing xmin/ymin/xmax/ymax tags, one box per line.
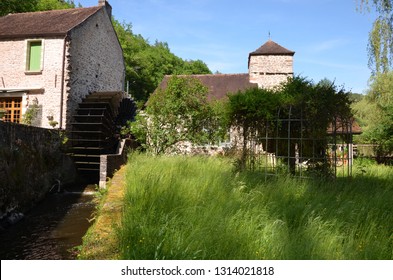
<box><xmin>156</xmin><ymin>40</ymin><xmax>360</xmax><ymax>162</ymax></box>
<box><xmin>248</xmin><ymin>39</ymin><xmax>295</xmax><ymax>88</ymax></box>
<box><xmin>0</xmin><ymin>0</ymin><xmax>124</xmax><ymax>130</ymax></box>
<box><xmin>154</xmin><ymin>40</ymin><xmax>295</xmax><ymax>153</ymax></box>
<box><xmin>158</xmin><ymin>39</ymin><xmax>295</xmax><ymax>102</ymax></box>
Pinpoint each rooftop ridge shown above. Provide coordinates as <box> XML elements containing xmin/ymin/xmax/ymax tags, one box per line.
<box><xmin>0</xmin><ymin>6</ymin><xmax>103</xmax><ymax>39</ymax></box>
<box><xmin>1</xmin><ymin>6</ymin><xmax>98</xmax><ymax>17</ymax></box>
<box><xmin>163</xmin><ymin>73</ymin><xmax>249</xmax><ymax>77</ymax></box>
<box><xmin>249</xmin><ymin>40</ymin><xmax>295</xmax><ymax>56</ymax></box>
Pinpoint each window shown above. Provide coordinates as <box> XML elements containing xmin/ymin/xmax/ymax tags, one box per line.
<box><xmin>0</xmin><ymin>97</ymin><xmax>22</xmax><ymax>123</ymax></box>
<box><xmin>26</xmin><ymin>40</ymin><xmax>43</xmax><ymax>72</ymax></box>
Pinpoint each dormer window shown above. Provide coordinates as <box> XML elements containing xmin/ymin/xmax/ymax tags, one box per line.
<box><xmin>26</xmin><ymin>40</ymin><xmax>43</xmax><ymax>73</ymax></box>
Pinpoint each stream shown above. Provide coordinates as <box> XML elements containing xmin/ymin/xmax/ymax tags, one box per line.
<box><xmin>0</xmin><ymin>184</ymin><xmax>96</xmax><ymax>260</ymax></box>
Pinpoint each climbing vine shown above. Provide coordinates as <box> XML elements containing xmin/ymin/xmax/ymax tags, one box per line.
<box><xmin>227</xmin><ymin>76</ymin><xmax>353</xmax><ymax>173</ymax></box>
<box><xmin>22</xmin><ymin>99</ymin><xmax>40</xmax><ymax>125</ymax></box>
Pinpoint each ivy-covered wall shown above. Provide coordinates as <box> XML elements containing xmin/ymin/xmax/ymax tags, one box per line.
<box><xmin>0</xmin><ymin>122</ymin><xmax>76</xmax><ymax>225</ymax></box>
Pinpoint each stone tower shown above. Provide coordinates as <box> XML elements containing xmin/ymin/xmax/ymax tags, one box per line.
<box><xmin>248</xmin><ymin>40</ymin><xmax>295</xmax><ymax>89</ymax></box>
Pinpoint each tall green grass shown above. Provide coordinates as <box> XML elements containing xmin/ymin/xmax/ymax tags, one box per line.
<box><xmin>117</xmin><ymin>154</ymin><xmax>393</xmax><ymax>259</ymax></box>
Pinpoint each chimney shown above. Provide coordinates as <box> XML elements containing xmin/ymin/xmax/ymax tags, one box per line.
<box><xmin>98</xmin><ymin>0</ymin><xmax>112</xmax><ymax>19</ymax></box>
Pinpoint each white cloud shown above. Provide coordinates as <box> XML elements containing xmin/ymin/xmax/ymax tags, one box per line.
<box><xmin>309</xmin><ymin>39</ymin><xmax>350</xmax><ymax>53</ymax></box>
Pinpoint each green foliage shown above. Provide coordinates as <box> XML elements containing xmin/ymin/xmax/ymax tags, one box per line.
<box><xmin>348</xmin><ymin>92</ymin><xmax>365</xmax><ymax>103</ymax></box>
<box><xmin>129</xmin><ymin>76</ymin><xmax>225</xmax><ymax>154</ymax></box>
<box><xmin>22</xmin><ymin>100</ymin><xmax>40</xmax><ymax>125</ymax></box>
<box><xmin>368</xmin><ymin>17</ymin><xmax>392</xmax><ymax>73</ymax></box>
<box><xmin>112</xmin><ymin>20</ymin><xmax>211</xmax><ymax>102</ymax></box>
<box><xmin>227</xmin><ymin>76</ymin><xmax>352</xmax><ymax>172</ymax></box>
<box><xmin>36</xmin><ymin>0</ymin><xmax>76</xmax><ymax>11</ymax></box>
<box><xmin>357</xmin><ymin>0</ymin><xmax>393</xmax><ymax>74</ymax></box>
<box><xmin>367</xmin><ymin>70</ymin><xmax>393</xmax><ymax>103</ymax></box>
<box><xmin>355</xmin><ymin>1</ymin><xmax>393</xmax><ymax>162</ymax></box>
<box><xmin>0</xmin><ymin>0</ymin><xmax>75</xmax><ymax>15</ymax></box>
<box><xmin>355</xmin><ymin>72</ymin><xmax>393</xmax><ymax>160</ymax></box>
<box><xmin>117</xmin><ymin>154</ymin><xmax>393</xmax><ymax>259</ymax></box>
<box><xmin>181</xmin><ymin>59</ymin><xmax>213</xmax><ymax>75</ymax></box>
<box><xmin>352</xmin><ymin>96</ymin><xmax>377</xmax><ymax>136</ymax></box>
<box><xmin>0</xmin><ymin>0</ymin><xmax>39</xmax><ymax>16</ymax></box>
<box><xmin>227</xmin><ymin>86</ymin><xmax>281</xmax><ymax>130</ymax></box>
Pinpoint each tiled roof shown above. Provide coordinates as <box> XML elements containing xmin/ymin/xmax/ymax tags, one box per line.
<box><xmin>157</xmin><ymin>74</ymin><xmax>257</xmax><ymax>101</ymax></box>
<box><xmin>0</xmin><ymin>6</ymin><xmax>102</xmax><ymax>39</ymax></box>
<box><xmin>250</xmin><ymin>40</ymin><xmax>295</xmax><ymax>56</ymax></box>
<box><xmin>327</xmin><ymin>118</ymin><xmax>362</xmax><ymax>135</ymax></box>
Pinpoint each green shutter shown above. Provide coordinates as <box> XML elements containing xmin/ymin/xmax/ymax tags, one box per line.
<box><xmin>28</xmin><ymin>42</ymin><xmax>42</xmax><ymax>71</ymax></box>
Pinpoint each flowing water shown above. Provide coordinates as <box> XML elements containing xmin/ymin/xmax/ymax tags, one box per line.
<box><xmin>0</xmin><ymin>184</ymin><xmax>96</xmax><ymax>260</ymax></box>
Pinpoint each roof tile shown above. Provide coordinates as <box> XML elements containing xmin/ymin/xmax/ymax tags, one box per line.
<box><xmin>0</xmin><ymin>6</ymin><xmax>102</xmax><ymax>39</ymax></box>
<box><xmin>157</xmin><ymin>74</ymin><xmax>257</xmax><ymax>101</ymax></box>
<box><xmin>250</xmin><ymin>40</ymin><xmax>295</xmax><ymax>56</ymax></box>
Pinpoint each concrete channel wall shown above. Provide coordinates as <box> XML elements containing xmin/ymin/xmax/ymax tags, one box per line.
<box><xmin>0</xmin><ymin>121</ymin><xmax>76</xmax><ymax>226</ymax></box>
<box><xmin>99</xmin><ymin>139</ymin><xmax>137</xmax><ymax>189</ymax></box>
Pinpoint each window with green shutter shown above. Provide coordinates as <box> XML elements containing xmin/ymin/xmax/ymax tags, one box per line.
<box><xmin>27</xmin><ymin>41</ymin><xmax>42</xmax><ymax>72</ymax></box>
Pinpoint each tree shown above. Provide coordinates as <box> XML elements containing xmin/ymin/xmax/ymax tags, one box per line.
<box><xmin>112</xmin><ymin>20</ymin><xmax>211</xmax><ymax>103</ymax></box>
<box><xmin>227</xmin><ymin>76</ymin><xmax>352</xmax><ymax>173</ymax></box>
<box><xmin>0</xmin><ymin>0</ymin><xmax>39</xmax><ymax>16</ymax></box>
<box><xmin>226</xmin><ymin>86</ymin><xmax>282</xmax><ymax>169</ymax></box>
<box><xmin>0</xmin><ymin>0</ymin><xmax>75</xmax><ymax>16</ymax></box>
<box><xmin>36</xmin><ymin>0</ymin><xmax>76</xmax><ymax>11</ymax></box>
<box><xmin>356</xmin><ymin>1</ymin><xmax>393</xmax><ymax>162</ymax></box>
<box><xmin>357</xmin><ymin>0</ymin><xmax>393</xmax><ymax>74</ymax></box>
<box><xmin>179</xmin><ymin>59</ymin><xmax>211</xmax><ymax>75</ymax></box>
<box><xmin>355</xmin><ymin>72</ymin><xmax>393</xmax><ymax>161</ymax></box>
<box><xmin>129</xmin><ymin>76</ymin><xmax>225</xmax><ymax>155</ymax></box>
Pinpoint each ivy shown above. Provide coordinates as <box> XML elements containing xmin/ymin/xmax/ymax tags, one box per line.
<box><xmin>22</xmin><ymin>100</ymin><xmax>40</xmax><ymax>126</ymax></box>
<box><xmin>227</xmin><ymin>76</ymin><xmax>353</xmax><ymax>172</ymax></box>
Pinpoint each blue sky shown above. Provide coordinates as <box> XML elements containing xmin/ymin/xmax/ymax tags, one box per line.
<box><xmin>78</xmin><ymin>0</ymin><xmax>376</xmax><ymax>94</ymax></box>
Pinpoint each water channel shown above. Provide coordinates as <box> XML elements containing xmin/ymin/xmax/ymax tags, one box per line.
<box><xmin>0</xmin><ymin>184</ymin><xmax>96</xmax><ymax>260</ymax></box>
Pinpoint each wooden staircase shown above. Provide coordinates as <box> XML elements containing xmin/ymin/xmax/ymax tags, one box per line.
<box><xmin>68</xmin><ymin>92</ymin><xmax>136</xmax><ymax>180</ymax></box>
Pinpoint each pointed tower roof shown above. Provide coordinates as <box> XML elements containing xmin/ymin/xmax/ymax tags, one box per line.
<box><xmin>249</xmin><ymin>39</ymin><xmax>295</xmax><ymax>56</ymax></box>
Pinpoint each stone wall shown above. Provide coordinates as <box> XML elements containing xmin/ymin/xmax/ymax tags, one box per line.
<box><xmin>249</xmin><ymin>55</ymin><xmax>293</xmax><ymax>88</ymax></box>
<box><xmin>99</xmin><ymin>139</ymin><xmax>138</xmax><ymax>188</ymax></box>
<box><xmin>65</xmin><ymin>8</ymin><xmax>125</xmax><ymax>130</ymax></box>
<box><xmin>0</xmin><ymin>122</ymin><xmax>76</xmax><ymax>226</ymax></box>
<box><xmin>0</xmin><ymin>37</ymin><xmax>65</xmax><ymax>128</ymax></box>
<box><xmin>0</xmin><ymin>6</ymin><xmax>125</xmax><ymax>131</ymax></box>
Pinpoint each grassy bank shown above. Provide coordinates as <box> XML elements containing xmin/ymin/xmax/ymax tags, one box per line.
<box><xmin>78</xmin><ymin>167</ymin><xmax>127</xmax><ymax>260</ymax></box>
<box><xmin>117</xmin><ymin>154</ymin><xmax>393</xmax><ymax>260</ymax></box>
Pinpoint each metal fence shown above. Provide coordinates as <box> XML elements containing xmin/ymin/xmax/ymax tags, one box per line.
<box><xmin>354</xmin><ymin>144</ymin><xmax>393</xmax><ymax>165</ymax></box>
<box><xmin>240</xmin><ymin>106</ymin><xmax>354</xmax><ymax>179</ymax></box>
